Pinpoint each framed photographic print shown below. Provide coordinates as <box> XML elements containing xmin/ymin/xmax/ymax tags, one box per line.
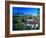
<box><xmin>5</xmin><ymin>1</ymin><xmax>45</xmax><ymax>37</ymax></box>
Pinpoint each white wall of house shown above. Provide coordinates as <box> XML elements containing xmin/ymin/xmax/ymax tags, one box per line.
<box><xmin>27</xmin><ymin>23</ymin><xmax>38</xmax><ymax>29</ymax></box>
<box><xmin>35</xmin><ymin>24</ymin><xmax>38</xmax><ymax>28</ymax></box>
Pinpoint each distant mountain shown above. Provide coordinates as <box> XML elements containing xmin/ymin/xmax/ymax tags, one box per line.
<box><xmin>13</xmin><ymin>12</ymin><xmax>24</xmax><ymax>16</ymax></box>
<box><xmin>13</xmin><ymin>12</ymin><xmax>37</xmax><ymax>16</ymax></box>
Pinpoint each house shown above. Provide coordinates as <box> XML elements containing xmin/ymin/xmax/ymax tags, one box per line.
<box><xmin>26</xmin><ymin>19</ymin><xmax>39</xmax><ymax>29</ymax></box>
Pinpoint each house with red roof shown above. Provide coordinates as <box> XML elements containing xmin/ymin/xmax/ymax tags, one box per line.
<box><xmin>26</xmin><ymin>19</ymin><xmax>39</xmax><ymax>29</ymax></box>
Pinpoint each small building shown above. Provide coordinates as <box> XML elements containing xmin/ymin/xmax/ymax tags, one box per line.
<box><xmin>26</xmin><ymin>19</ymin><xmax>39</xmax><ymax>29</ymax></box>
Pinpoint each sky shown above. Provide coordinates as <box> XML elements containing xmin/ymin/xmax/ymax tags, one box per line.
<box><xmin>12</xmin><ymin>7</ymin><xmax>40</xmax><ymax>16</ymax></box>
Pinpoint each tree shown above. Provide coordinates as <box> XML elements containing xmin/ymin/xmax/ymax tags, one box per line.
<box><xmin>37</xmin><ymin>9</ymin><xmax>40</xmax><ymax>20</ymax></box>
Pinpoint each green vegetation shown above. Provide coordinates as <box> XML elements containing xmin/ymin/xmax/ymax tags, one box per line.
<box><xmin>13</xmin><ymin>12</ymin><xmax>40</xmax><ymax>31</ymax></box>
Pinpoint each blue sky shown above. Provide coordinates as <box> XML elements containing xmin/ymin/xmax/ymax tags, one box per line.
<box><xmin>12</xmin><ymin>7</ymin><xmax>40</xmax><ymax>16</ymax></box>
